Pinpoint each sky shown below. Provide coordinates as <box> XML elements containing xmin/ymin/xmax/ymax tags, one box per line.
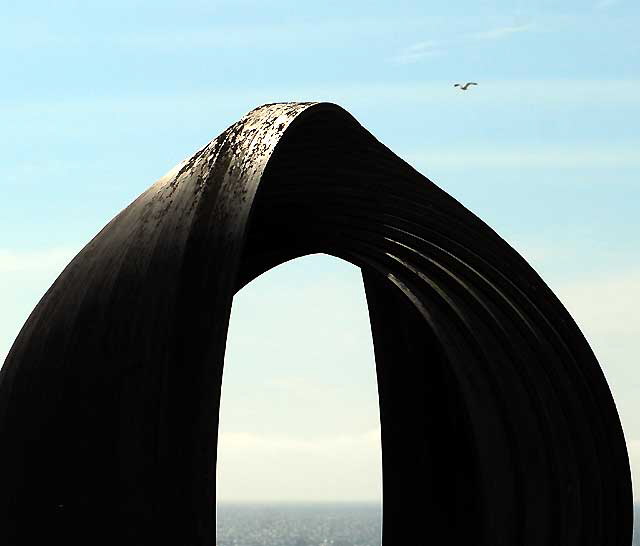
<box><xmin>1</xmin><ymin>0</ymin><xmax>639</xmax><ymax>503</ymax></box>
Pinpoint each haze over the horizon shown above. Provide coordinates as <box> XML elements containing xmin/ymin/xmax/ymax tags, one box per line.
<box><xmin>1</xmin><ymin>0</ymin><xmax>638</xmax><ymax>502</ymax></box>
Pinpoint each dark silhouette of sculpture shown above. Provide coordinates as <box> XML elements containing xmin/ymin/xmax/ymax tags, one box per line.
<box><xmin>0</xmin><ymin>102</ymin><xmax>632</xmax><ymax>545</ymax></box>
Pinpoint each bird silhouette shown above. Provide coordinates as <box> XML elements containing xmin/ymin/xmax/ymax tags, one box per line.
<box><xmin>454</xmin><ymin>82</ymin><xmax>478</xmax><ymax>90</ymax></box>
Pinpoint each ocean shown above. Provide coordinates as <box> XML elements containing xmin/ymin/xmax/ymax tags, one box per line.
<box><xmin>217</xmin><ymin>503</ymin><xmax>382</xmax><ymax>546</ymax></box>
<box><xmin>217</xmin><ymin>502</ymin><xmax>639</xmax><ymax>546</ymax></box>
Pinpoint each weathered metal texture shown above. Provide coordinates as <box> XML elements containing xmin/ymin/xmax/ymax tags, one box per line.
<box><xmin>0</xmin><ymin>102</ymin><xmax>632</xmax><ymax>546</ymax></box>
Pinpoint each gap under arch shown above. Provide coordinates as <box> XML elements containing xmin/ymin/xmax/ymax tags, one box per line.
<box><xmin>217</xmin><ymin>254</ymin><xmax>382</xmax><ymax>544</ymax></box>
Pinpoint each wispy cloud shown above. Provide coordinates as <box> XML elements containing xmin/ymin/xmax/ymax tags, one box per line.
<box><xmin>552</xmin><ymin>267</ymin><xmax>640</xmax><ymax>339</ymax></box>
<box><xmin>595</xmin><ymin>0</ymin><xmax>621</xmax><ymax>9</ymax></box>
<box><xmin>408</xmin><ymin>145</ymin><xmax>640</xmax><ymax>170</ymax></box>
<box><xmin>216</xmin><ymin>426</ymin><xmax>383</xmax><ymax>501</ymax></box>
<box><xmin>472</xmin><ymin>23</ymin><xmax>535</xmax><ymax>40</ymax></box>
<box><xmin>392</xmin><ymin>17</ymin><xmax>538</xmax><ymax>64</ymax></box>
<box><xmin>0</xmin><ymin>247</ymin><xmax>78</xmax><ymax>274</ymax></box>
<box><xmin>218</xmin><ymin>427</ymin><xmax>381</xmax><ymax>455</ymax></box>
<box><xmin>391</xmin><ymin>40</ymin><xmax>442</xmax><ymax>64</ymax></box>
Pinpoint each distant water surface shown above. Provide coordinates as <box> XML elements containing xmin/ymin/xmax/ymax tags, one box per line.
<box><xmin>217</xmin><ymin>503</ymin><xmax>382</xmax><ymax>546</ymax></box>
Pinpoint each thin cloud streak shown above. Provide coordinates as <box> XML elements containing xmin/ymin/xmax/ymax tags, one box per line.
<box><xmin>393</xmin><ymin>19</ymin><xmax>536</xmax><ymax>64</ymax></box>
<box><xmin>553</xmin><ymin>268</ymin><xmax>640</xmax><ymax>339</ymax></box>
<box><xmin>0</xmin><ymin>247</ymin><xmax>78</xmax><ymax>274</ymax></box>
<box><xmin>218</xmin><ymin>428</ymin><xmax>381</xmax><ymax>455</ymax></box>
<box><xmin>409</xmin><ymin>145</ymin><xmax>640</xmax><ymax>169</ymax></box>
<box><xmin>595</xmin><ymin>0</ymin><xmax>621</xmax><ymax>9</ymax></box>
<box><xmin>391</xmin><ymin>41</ymin><xmax>442</xmax><ymax>64</ymax></box>
<box><xmin>472</xmin><ymin>23</ymin><xmax>535</xmax><ymax>40</ymax></box>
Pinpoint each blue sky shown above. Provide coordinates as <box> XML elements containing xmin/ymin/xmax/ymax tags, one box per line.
<box><xmin>1</xmin><ymin>0</ymin><xmax>639</xmax><ymax>501</ymax></box>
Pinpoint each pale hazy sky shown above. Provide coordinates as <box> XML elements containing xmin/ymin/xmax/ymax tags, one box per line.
<box><xmin>1</xmin><ymin>0</ymin><xmax>638</xmax><ymax>502</ymax></box>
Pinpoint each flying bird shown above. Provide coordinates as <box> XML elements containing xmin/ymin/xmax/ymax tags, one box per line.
<box><xmin>454</xmin><ymin>82</ymin><xmax>478</xmax><ymax>90</ymax></box>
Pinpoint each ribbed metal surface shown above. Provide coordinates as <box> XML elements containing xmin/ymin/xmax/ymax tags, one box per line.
<box><xmin>0</xmin><ymin>102</ymin><xmax>632</xmax><ymax>545</ymax></box>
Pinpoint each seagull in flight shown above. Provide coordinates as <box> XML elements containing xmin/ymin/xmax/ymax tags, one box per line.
<box><xmin>454</xmin><ymin>82</ymin><xmax>478</xmax><ymax>90</ymax></box>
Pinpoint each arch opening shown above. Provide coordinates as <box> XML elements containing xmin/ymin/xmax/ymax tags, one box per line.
<box><xmin>217</xmin><ymin>254</ymin><xmax>382</xmax><ymax>545</ymax></box>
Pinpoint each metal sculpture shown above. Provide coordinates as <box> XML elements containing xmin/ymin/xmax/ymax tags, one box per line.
<box><xmin>0</xmin><ymin>102</ymin><xmax>632</xmax><ymax>545</ymax></box>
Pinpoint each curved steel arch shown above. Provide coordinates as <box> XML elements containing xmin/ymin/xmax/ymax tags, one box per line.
<box><xmin>0</xmin><ymin>102</ymin><xmax>632</xmax><ymax>545</ymax></box>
